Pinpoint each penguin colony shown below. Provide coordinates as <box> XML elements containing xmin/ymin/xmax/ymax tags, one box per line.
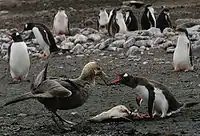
<box><xmin>0</xmin><ymin>0</ymin><xmax>198</xmax><ymax>132</ymax></box>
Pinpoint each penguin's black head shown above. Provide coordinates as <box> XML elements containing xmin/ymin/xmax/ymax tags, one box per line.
<box><xmin>111</xmin><ymin>73</ymin><xmax>132</xmax><ymax>85</ymax></box>
<box><xmin>145</xmin><ymin>4</ymin><xmax>152</xmax><ymax>11</ymax></box>
<box><xmin>8</xmin><ymin>32</ymin><xmax>23</xmax><ymax>42</ymax></box>
<box><xmin>23</xmin><ymin>23</ymin><xmax>35</xmax><ymax>31</ymax></box>
<box><xmin>58</xmin><ymin>7</ymin><xmax>65</xmax><ymax>11</ymax></box>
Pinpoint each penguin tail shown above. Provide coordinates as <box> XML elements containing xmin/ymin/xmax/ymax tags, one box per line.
<box><xmin>184</xmin><ymin>102</ymin><xmax>199</xmax><ymax>108</ymax></box>
<box><xmin>3</xmin><ymin>92</ymin><xmax>35</xmax><ymax>107</ymax></box>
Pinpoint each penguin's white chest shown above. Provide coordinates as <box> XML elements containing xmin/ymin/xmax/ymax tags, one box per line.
<box><xmin>32</xmin><ymin>27</ymin><xmax>50</xmax><ymax>54</ymax></box>
<box><xmin>9</xmin><ymin>42</ymin><xmax>30</xmax><ymax>79</ymax></box>
<box><xmin>135</xmin><ymin>85</ymin><xmax>169</xmax><ymax>113</ymax></box>
<box><xmin>99</xmin><ymin>13</ymin><xmax>109</xmax><ymax>26</ymax></box>
<box><xmin>53</xmin><ymin>12</ymin><xmax>69</xmax><ymax>34</ymax></box>
<box><xmin>116</xmin><ymin>13</ymin><xmax>127</xmax><ymax>33</ymax></box>
<box><xmin>173</xmin><ymin>35</ymin><xmax>191</xmax><ymax>70</ymax></box>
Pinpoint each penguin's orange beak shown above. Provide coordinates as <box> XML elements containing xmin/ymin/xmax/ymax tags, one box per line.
<box><xmin>111</xmin><ymin>72</ymin><xmax>122</xmax><ymax>84</ymax></box>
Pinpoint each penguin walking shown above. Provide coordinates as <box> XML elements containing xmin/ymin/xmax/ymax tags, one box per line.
<box><xmin>53</xmin><ymin>7</ymin><xmax>70</xmax><ymax>36</ymax></box>
<box><xmin>156</xmin><ymin>7</ymin><xmax>172</xmax><ymax>32</ymax></box>
<box><xmin>97</xmin><ymin>8</ymin><xmax>109</xmax><ymax>33</ymax></box>
<box><xmin>23</xmin><ymin>23</ymin><xmax>60</xmax><ymax>58</ymax></box>
<box><xmin>111</xmin><ymin>73</ymin><xmax>199</xmax><ymax>118</ymax></box>
<box><xmin>141</xmin><ymin>5</ymin><xmax>156</xmax><ymax>30</ymax></box>
<box><xmin>125</xmin><ymin>9</ymin><xmax>138</xmax><ymax>31</ymax></box>
<box><xmin>108</xmin><ymin>8</ymin><xmax>127</xmax><ymax>36</ymax></box>
<box><xmin>8</xmin><ymin>32</ymin><xmax>30</xmax><ymax>82</ymax></box>
<box><xmin>173</xmin><ymin>28</ymin><xmax>194</xmax><ymax>72</ymax></box>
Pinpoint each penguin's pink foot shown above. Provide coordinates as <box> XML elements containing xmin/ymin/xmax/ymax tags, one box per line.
<box><xmin>9</xmin><ymin>77</ymin><xmax>22</xmax><ymax>84</ymax></box>
<box><xmin>59</xmin><ymin>32</ymin><xmax>67</xmax><ymax>36</ymax></box>
<box><xmin>174</xmin><ymin>68</ymin><xmax>180</xmax><ymax>72</ymax></box>
<box><xmin>40</xmin><ymin>53</ymin><xmax>47</xmax><ymax>58</ymax></box>
<box><xmin>138</xmin><ymin>113</ymin><xmax>150</xmax><ymax>119</ymax></box>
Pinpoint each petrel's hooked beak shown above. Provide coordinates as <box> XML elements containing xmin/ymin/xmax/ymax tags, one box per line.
<box><xmin>8</xmin><ymin>34</ymin><xmax>12</xmax><ymax>40</ymax></box>
<box><xmin>110</xmin><ymin>72</ymin><xmax>122</xmax><ymax>84</ymax></box>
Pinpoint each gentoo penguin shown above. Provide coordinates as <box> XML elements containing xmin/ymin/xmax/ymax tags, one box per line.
<box><xmin>141</xmin><ymin>4</ymin><xmax>156</xmax><ymax>30</ymax></box>
<box><xmin>108</xmin><ymin>8</ymin><xmax>127</xmax><ymax>36</ymax></box>
<box><xmin>173</xmin><ymin>28</ymin><xmax>193</xmax><ymax>72</ymax></box>
<box><xmin>23</xmin><ymin>23</ymin><xmax>59</xmax><ymax>58</ymax></box>
<box><xmin>53</xmin><ymin>7</ymin><xmax>70</xmax><ymax>36</ymax></box>
<box><xmin>111</xmin><ymin>73</ymin><xmax>199</xmax><ymax>118</ymax></box>
<box><xmin>97</xmin><ymin>8</ymin><xmax>109</xmax><ymax>33</ymax></box>
<box><xmin>156</xmin><ymin>7</ymin><xmax>172</xmax><ymax>32</ymax></box>
<box><xmin>8</xmin><ymin>32</ymin><xmax>30</xmax><ymax>82</ymax></box>
<box><xmin>125</xmin><ymin>9</ymin><xmax>138</xmax><ymax>31</ymax></box>
<box><xmin>2</xmin><ymin>62</ymin><xmax>108</xmax><ymax>130</ymax></box>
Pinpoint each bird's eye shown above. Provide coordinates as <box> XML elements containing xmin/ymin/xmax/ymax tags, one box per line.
<box><xmin>97</xmin><ymin>67</ymin><xmax>101</xmax><ymax>70</ymax></box>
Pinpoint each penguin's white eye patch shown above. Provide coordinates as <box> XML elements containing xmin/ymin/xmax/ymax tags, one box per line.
<box><xmin>16</xmin><ymin>32</ymin><xmax>19</xmax><ymax>36</ymax></box>
<box><xmin>25</xmin><ymin>24</ymin><xmax>28</xmax><ymax>28</ymax></box>
<box><xmin>123</xmin><ymin>73</ymin><xmax>128</xmax><ymax>77</ymax></box>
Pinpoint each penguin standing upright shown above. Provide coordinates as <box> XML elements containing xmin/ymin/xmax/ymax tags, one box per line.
<box><xmin>141</xmin><ymin>5</ymin><xmax>156</xmax><ymax>30</ymax></box>
<box><xmin>111</xmin><ymin>73</ymin><xmax>199</xmax><ymax>118</ymax></box>
<box><xmin>125</xmin><ymin>9</ymin><xmax>138</xmax><ymax>31</ymax></box>
<box><xmin>108</xmin><ymin>8</ymin><xmax>119</xmax><ymax>36</ymax></box>
<box><xmin>97</xmin><ymin>8</ymin><xmax>109</xmax><ymax>33</ymax></box>
<box><xmin>23</xmin><ymin>23</ymin><xmax>59</xmax><ymax>58</ymax></box>
<box><xmin>173</xmin><ymin>28</ymin><xmax>193</xmax><ymax>72</ymax></box>
<box><xmin>108</xmin><ymin>8</ymin><xmax>127</xmax><ymax>36</ymax></box>
<box><xmin>8</xmin><ymin>32</ymin><xmax>30</xmax><ymax>82</ymax></box>
<box><xmin>156</xmin><ymin>7</ymin><xmax>172</xmax><ymax>32</ymax></box>
<box><xmin>53</xmin><ymin>7</ymin><xmax>70</xmax><ymax>36</ymax></box>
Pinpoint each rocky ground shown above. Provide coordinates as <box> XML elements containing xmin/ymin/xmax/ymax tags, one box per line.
<box><xmin>1</xmin><ymin>0</ymin><xmax>200</xmax><ymax>136</ymax></box>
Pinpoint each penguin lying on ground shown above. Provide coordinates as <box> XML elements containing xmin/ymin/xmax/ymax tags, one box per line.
<box><xmin>156</xmin><ymin>7</ymin><xmax>172</xmax><ymax>32</ymax></box>
<box><xmin>125</xmin><ymin>9</ymin><xmax>138</xmax><ymax>31</ymax></box>
<box><xmin>2</xmin><ymin>62</ymin><xmax>108</xmax><ymax>131</ymax></box>
<box><xmin>108</xmin><ymin>8</ymin><xmax>127</xmax><ymax>36</ymax></box>
<box><xmin>141</xmin><ymin>4</ymin><xmax>156</xmax><ymax>30</ymax></box>
<box><xmin>97</xmin><ymin>8</ymin><xmax>109</xmax><ymax>33</ymax></box>
<box><xmin>23</xmin><ymin>23</ymin><xmax>63</xmax><ymax>58</ymax></box>
<box><xmin>110</xmin><ymin>73</ymin><xmax>199</xmax><ymax>118</ymax></box>
<box><xmin>53</xmin><ymin>7</ymin><xmax>70</xmax><ymax>36</ymax></box>
<box><xmin>8</xmin><ymin>32</ymin><xmax>30</xmax><ymax>83</ymax></box>
<box><xmin>173</xmin><ymin>28</ymin><xmax>194</xmax><ymax>72</ymax></box>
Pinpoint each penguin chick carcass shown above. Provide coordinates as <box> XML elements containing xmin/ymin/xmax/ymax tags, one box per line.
<box><xmin>3</xmin><ymin>62</ymin><xmax>108</xmax><ymax>131</ymax></box>
<box><xmin>53</xmin><ymin>7</ymin><xmax>70</xmax><ymax>36</ymax></box>
<box><xmin>8</xmin><ymin>32</ymin><xmax>30</xmax><ymax>83</ymax></box>
<box><xmin>111</xmin><ymin>73</ymin><xmax>199</xmax><ymax>118</ymax></box>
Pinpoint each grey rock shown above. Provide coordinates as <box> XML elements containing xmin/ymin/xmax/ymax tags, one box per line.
<box><xmin>123</xmin><ymin>38</ymin><xmax>136</xmax><ymax>48</ymax></box>
<box><xmin>135</xmin><ymin>36</ymin><xmax>149</xmax><ymax>41</ymax></box>
<box><xmin>62</xmin><ymin>42</ymin><xmax>74</xmax><ymax>50</ymax></box>
<box><xmin>160</xmin><ymin>41</ymin><xmax>174</xmax><ymax>49</ymax></box>
<box><xmin>126</xmin><ymin>46</ymin><xmax>140</xmax><ymax>57</ymax></box>
<box><xmin>135</xmin><ymin>40</ymin><xmax>152</xmax><ymax>47</ymax></box>
<box><xmin>115</xmin><ymin>33</ymin><xmax>126</xmax><ymax>40</ymax></box>
<box><xmin>154</xmin><ymin>37</ymin><xmax>166</xmax><ymax>45</ymax></box>
<box><xmin>93</xmin><ymin>49</ymin><xmax>101</xmax><ymax>54</ymax></box>
<box><xmin>74</xmin><ymin>34</ymin><xmax>88</xmax><ymax>44</ymax></box>
<box><xmin>107</xmin><ymin>46</ymin><xmax>118</xmax><ymax>51</ymax></box>
<box><xmin>163</xmin><ymin>28</ymin><xmax>175</xmax><ymax>36</ymax></box>
<box><xmin>88</xmin><ymin>33</ymin><xmax>101</xmax><ymax>41</ymax></box>
<box><xmin>32</xmin><ymin>39</ymin><xmax>38</xmax><ymax>45</ymax></box>
<box><xmin>109</xmin><ymin>39</ymin><xmax>125</xmax><ymax>48</ymax></box>
<box><xmin>55</xmin><ymin>35</ymin><xmax>66</xmax><ymax>43</ymax></box>
<box><xmin>147</xmin><ymin>27</ymin><xmax>163</xmax><ymax>37</ymax></box>
<box><xmin>175</xmin><ymin>18</ymin><xmax>200</xmax><ymax>26</ymax></box>
<box><xmin>27</xmin><ymin>47</ymin><xmax>37</xmax><ymax>52</ymax></box>
<box><xmin>71</xmin><ymin>43</ymin><xmax>84</xmax><ymax>54</ymax></box>
<box><xmin>166</xmin><ymin>47</ymin><xmax>175</xmax><ymax>53</ymax></box>
<box><xmin>99</xmin><ymin>38</ymin><xmax>114</xmax><ymax>50</ymax></box>
<box><xmin>0</xmin><ymin>37</ymin><xmax>10</xmax><ymax>42</ymax></box>
<box><xmin>70</xmin><ymin>27</ymin><xmax>81</xmax><ymax>36</ymax></box>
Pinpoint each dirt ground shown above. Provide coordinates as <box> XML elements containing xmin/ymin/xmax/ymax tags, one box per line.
<box><xmin>1</xmin><ymin>0</ymin><xmax>200</xmax><ymax>136</ymax></box>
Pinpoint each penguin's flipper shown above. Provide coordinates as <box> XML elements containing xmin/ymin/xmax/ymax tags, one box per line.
<box><xmin>146</xmin><ymin>84</ymin><xmax>155</xmax><ymax>118</ymax></box>
<box><xmin>188</xmin><ymin>42</ymin><xmax>193</xmax><ymax>67</ymax></box>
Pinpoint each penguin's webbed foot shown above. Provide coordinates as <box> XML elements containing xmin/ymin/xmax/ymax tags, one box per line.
<box><xmin>40</xmin><ymin>53</ymin><xmax>48</xmax><ymax>59</ymax></box>
<box><xmin>174</xmin><ymin>68</ymin><xmax>180</xmax><ymax>72</ymax></box>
